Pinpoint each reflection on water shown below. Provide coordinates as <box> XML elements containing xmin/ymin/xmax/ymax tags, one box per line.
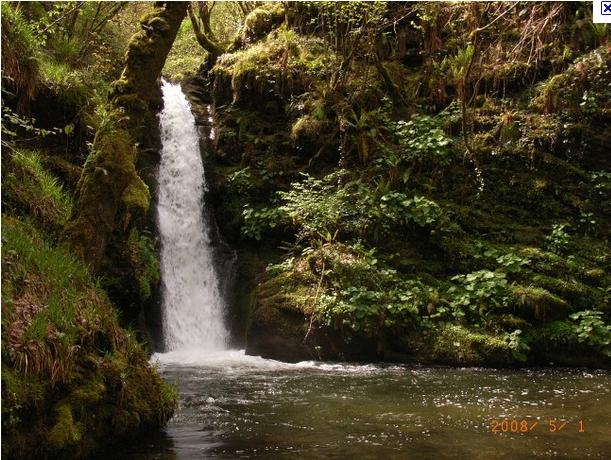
<box><xmin>117</xmin><ymin>351</ymin><xmax>611</xmax><ymax>459</ymax></box>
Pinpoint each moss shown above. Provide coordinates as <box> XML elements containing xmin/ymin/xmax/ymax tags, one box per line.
<box><xmin>430</xmin><ymin>324</ymin><xmax>515</xmax><ymax>366</ymax></box>
<box><xmin>532</xmin><ymin>274</ymin><xmax>605</xmax><ymax>309</ymax></box>
<box><xmin>112</xmin><ymin>94</ymin><xmax>148</xmax><ymax>114</ymax></box>
<box><xmin>47</xmin><ymin>403</ymin><xmax>83</xmax><ymax>451</ymax></box>
<box><xmin>257</xmin><ymin>270</ymin><xmax>317</xmax><ymax>315</ymax></box>
<box><xmin>67</xmin><ymin>124</ymin><xmax>149</xmax><ymax>270</ymax></box>
<box><xmin>203</xmin><ymin>2</ymin><xmax>610</xmax><ymax>369</ymax></box>
<box><xmin>241</xmin><ymin>3</ymin><xmax>286</xmax><ymax>45</ymax></box>
<box><xmin>67</xmin><ymin>3</ymin><xmax>187</xmax><ymax>271</ymax></box>
<box><xmin>291</xmin><ymin>115</ymin><xmax>324</xmax><ymax>144</ymax></box>
<box><xmin>532</xmin><ymin>46</ymin><xmax>611</xmax><ymax>118</ymax></box>
<box><xmin>126</xmin><ymin>228</ymin><xmax>160</xmax><ymax>302</ymax></box>
<box><xmin>70</xmin><ymin>380</ymin><xmax>106</xmax><ymax>405</ymax></box>
<box><xmin>41</xmin><ymin>155</ymin><xmax>83</xmax><ymax>189</ymax></box>
<box><xmin>2</xmin><ymin>149</ymin><xmax>72</xmax><ymax>236</ymax></box>
<box><xmin>509</xmin><ymin>285</ymin><xmax>570</xmax><ymax>321</ymax></box>
<box><xmin>121</xmin><ymin>176</ymin><xmax>151</xmax><ymax>215</ymax></box>
<box><xmin>39</xmin><ymin>60</ymin><xmax>91</xmax><ymax>108</ymax></box>
<box><xmin>212</xmin><ymin>29</ymin><xmax>337</xmax><ymax>108</ymax></box>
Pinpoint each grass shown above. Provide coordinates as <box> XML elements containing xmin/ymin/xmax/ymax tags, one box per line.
<box><xmin>1</xmin><ymin>154</ymin><xmax>176</xmax><ymax>458</ymax></box>
<box><xmin>2</xmin><ymin>148</ymin><xmax>72</xmax><ymax>235</ymax></box>
<box><xmin>2</xmin><ymin>216</ymin><xmax>107</xmax><ymax>383</ymax></box>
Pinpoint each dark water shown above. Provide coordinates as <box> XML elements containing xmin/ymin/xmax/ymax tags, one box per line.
<box><xmin>119</xmin><ymin>350</ymin><xmax>610</xmax><ymax>459</ymax></box>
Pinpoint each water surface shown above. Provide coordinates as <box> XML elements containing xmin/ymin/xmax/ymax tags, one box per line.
<box><xmin>118</xmin><ymin>351</ymin><xmax>610</xmax><ymax>459</ymax></box>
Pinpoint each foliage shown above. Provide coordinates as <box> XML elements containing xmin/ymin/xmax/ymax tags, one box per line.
<box><xmin>569</xmin><ymin>310</ymin><xmax>611</xmax><ymax>356</ymax></box>
<box><xmin>1</xmin><ymin>103</ymin><xmax>62</xmax><ymax>141</ymax></box>
<box><xmin>1</xmin><ymin>5</ymin><xmax>184</xmax><ymax>456</ymax></box>
<box><xmin>373</xmin><ymin>112</ymin><xmax>455</xmax><ymax>184</ymax></box>
<box><xmin>266</xmin><ymin>242</ymin><xmax>426</xmax><ymax>339</ymax></box>
<box><xmin>212</xmin><ymin>27</ymin><xmax>339</xmax><ymax>107</ymax></box>
<box><xmin>429</xmin><ymin>324</ymin><xmax>524</xmax><ymax>366</ymax></box>
<box><xmin>241</xmin><ymin>203</ymin><xmax>287</xmax><ymax>241</ymax></box>
<box><xmin>448</xmin><ymin>270</ymin><xmax>509</xmax><ymax>319</ymax></box>
<box><xmin>533</xmin><ymin>46</ymin><xmax>611</xmax><ymax>119</ymax></box>
<box><xmin>301</xmin><ymin>1</ymin><xmax>387</xmax><ymax>59</ymax></box>
<box><xmin>127</xmin><ymin>228</ymin><xmax>160</xmax><ymax>302</ymax></box>
<box><xmin>1</xmin><ymin>3</ymin><xmax>42</xmax><ymax>111</ymax></box>
<box><xmin>503</xmin><ymin>329</ymin><xmax>530</xmax><ymax>362</ymax></box>
<box><xmin>544</xmin><ymin>223</ymin><xmax>572</xmax><ymax>255</ymax></box>
<box><xmin>242</xmin><ymin>170</ymin><xmax>444</xmax><ymax>243</ymax></box>
<box><xmin>394</xmin><ymin>115</ymin><xmax>453</xmax><ymax>165</ymax></box>
<box><xmin>163</xmin><ymin>16</ymin><xmax>208</xmax><ymax>80</ymax></box>
<box><xmin>2</xmin><ymin>1</ymin><xmax>129</xmax><ymax>114</ymax></box>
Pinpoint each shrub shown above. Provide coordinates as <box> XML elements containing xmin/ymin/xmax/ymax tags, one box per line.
<box><xmin>569</xmin><ymin>310</ymin><xmax>611</xmax><ymax>356</ymax></box>
<box><xmin>242</xmin><ymin>170</ymin><xmax>445</xmax><ymax>242</ymax></box>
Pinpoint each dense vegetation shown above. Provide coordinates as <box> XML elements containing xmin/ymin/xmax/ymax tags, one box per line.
<box><xmin>189</xmin><ymin>1</ymin><xmax>611</xmax><ymax>366</ymax></box>
<box><xmin>1</xmin><ymin>1</ymin><xmax>610</xmax><ymax>457</ymax></box>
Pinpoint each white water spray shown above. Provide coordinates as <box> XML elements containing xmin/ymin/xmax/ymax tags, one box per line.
<box><xmin>157</xmin><ymin>81</ymin><xmax>227</xmax><ymax>352</ymax></box>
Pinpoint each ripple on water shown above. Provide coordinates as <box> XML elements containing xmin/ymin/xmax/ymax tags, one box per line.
<box><xmin>116</xmin><ymin>353</ymin><xmax>611</xmax><ymax>459</ymax></box>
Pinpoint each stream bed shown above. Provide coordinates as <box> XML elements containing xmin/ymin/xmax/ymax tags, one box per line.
<box><xmin>116</xmin><ymin>350</ymin><xmax>610</xmax><ymax>459</ymax></box>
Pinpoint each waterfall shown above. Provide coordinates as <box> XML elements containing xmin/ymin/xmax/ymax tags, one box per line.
<box><xmin>156</xmin><ymin>81</ymin><xmax>227</xmax><ymax>352</ymax></box>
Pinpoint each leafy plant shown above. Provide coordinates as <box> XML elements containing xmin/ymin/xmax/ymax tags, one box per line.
<box><xmin>396</xmin><ymin>115</ymin><xmax>452</xmax><ymax>165</ymax></box>
<box><xmin>241</xmin><ymin>203</ymin><xmax>288</xmax><ymax>240</ymax></box>
<box><xmin>503</xmin><ymin>329</ymin><xmax>531</xmax><ymax>362</ymax></box>
<box><xmin>245</xmin><ymin>170</ymin><xmax>445</xmax><ymax>243</ymax></box>
<box><xmin>569</xmin><ymin>310</ymin><xmax>611</xmax><ymax>356</ymax></box>
<box><xmin>449</xmin><ymin>270</ymin><xmax>509</xmax><ymax>319</ymax></box>
<box><xmin>1</xmin><ymin>104</ymin><xmax>61</xmax><ymax>143</ymax></box>
<box><xmin>127</xmin><ymin>228</ymin><xmax>160</xmax><ymax>301</ymax></box>
<box><xmin>544</xmin><ymin>223</ymin><xmax>571</xmax><ymax>255</ymax></box>
<box><xmin>315</xmin><ymin>243</ymin><xmax>425</xmax><ymax>337</ymax></box>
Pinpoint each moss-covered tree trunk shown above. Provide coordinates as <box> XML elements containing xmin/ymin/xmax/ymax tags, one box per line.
<box><xmin>66</xmin><ymin>2</ymin><xmax>187</xmax><ymax>272</ymax></box>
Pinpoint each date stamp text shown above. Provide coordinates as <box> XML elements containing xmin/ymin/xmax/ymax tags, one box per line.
<box><xmin>491</xmin><ymin>418</ymin><xmax>586</xmax><ymax>434</ymax></box>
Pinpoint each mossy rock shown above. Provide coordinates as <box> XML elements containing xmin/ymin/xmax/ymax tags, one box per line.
<box><xmin>47</xmin><ymin>403</ymin><xmax>84</xmax><ymax>452</ymax></box>
<box><xmin>246</xmin><ymin>303</ymin><xmax>378</xmax><ymax>363</ymax></box>
<box><xmin>241</xmin><ymin>3</ymin><xmax>286</xmax><ymax>45</ymax></box>
<box><xmin>429</xmin><ymin>325</ymin><xmax>516</xmax><ymax>366</ymax></box>
<box><xmin>2</xmin><ymin>217</ymin><xmax>176</xmax><ymax>459</ymax></box>
<box><xmin>509</xmin><ymin>284</ymin><xmax>570</xmax><ymax>321</ymax></box>
<box><xmin>246</xmin><ymin>304</ymin><xmax>311</xmax><ymax>362</ymax></box>
<box><xmin>121</xmin><ymin>175</ymin><xmax>151</xmax><ymax>216</ymax></box>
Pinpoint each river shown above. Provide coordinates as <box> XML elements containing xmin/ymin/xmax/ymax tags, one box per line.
<box><xmin>112</xmin><ymin>350</ymin><xmax>611</xmax><ymax>459</ymax></box>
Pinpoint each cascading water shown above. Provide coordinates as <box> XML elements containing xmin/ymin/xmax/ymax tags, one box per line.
<box><xmin>156</xmin><ymin>80</ymin><xmax>227</xmax><ymax>352</ymax></box>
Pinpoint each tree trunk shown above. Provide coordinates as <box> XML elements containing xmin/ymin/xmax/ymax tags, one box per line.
<box><xmin>66</xmin><ymin>2</ymin><xmax>188</xmax><ymax>272</ymax></box>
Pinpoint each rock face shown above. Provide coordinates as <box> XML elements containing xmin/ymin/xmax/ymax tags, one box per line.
<box><xmin>247</xmin><ymin>305</ymin><xmax>314</xmax><ymax>362</ymax></box>
<box><xmin>247</xmin><ymin>304</ymin><xmax>379</xmax><ymax>363</ymax></box>
<box><xmin>1</xmin><ymin>217</ymin><xmax>176</xmax><ymax>460</ymax></box>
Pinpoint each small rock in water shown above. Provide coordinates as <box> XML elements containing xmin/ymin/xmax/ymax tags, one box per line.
<box><xmin>206</xmin><ymin>397</ymin><xmax>215</xmax><ymax>404</ymax></box>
